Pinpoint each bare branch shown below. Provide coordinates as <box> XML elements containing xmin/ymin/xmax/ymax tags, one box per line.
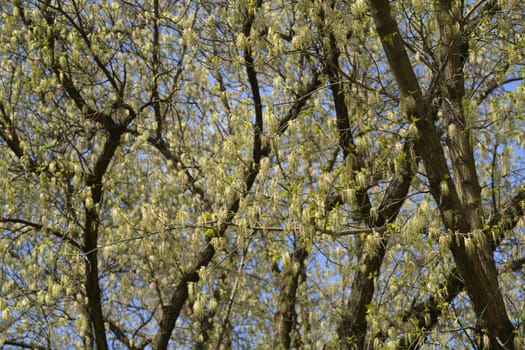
<box><xmin>107</xmin><ymin>318</ymin><xmax>145</xmax><ymax>350</ymax></box>
<box><xmin>2</xmin><ymin>340</ymin><xmax>50</xmax><ymax>350</ymax></box>
<box><xmin>316</xmin><ymin>225</ymin><xmax>388</xmax><ymax>237</ymax></box>
<box><xmin>0</xmin><ymin>217</ymin><xmax>83</xmax><ymax>250</ymax></box>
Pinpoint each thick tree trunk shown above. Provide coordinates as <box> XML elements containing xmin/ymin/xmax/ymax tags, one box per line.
<box><xmin>396</xmin><ymin>185</ymin><xmax>525</xmax><ymax>349</ymax></box>
<box><xmin>436</xmin><ymin>2</ymin><xmax>515</xmax><ymax>348</ymax></box>
<box><xmin>367</xmin><ymin>0</ymin><xmax>516</xmax><ymax>348</ymax></box>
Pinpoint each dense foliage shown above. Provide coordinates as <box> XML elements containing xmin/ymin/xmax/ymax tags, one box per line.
<box><xmin>1</xmin><ymin>0</ymin><xmax>524</xmax><ymax>349</ymax></box>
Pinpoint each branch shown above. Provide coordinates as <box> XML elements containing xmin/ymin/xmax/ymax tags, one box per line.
<box><xmin>387</xmin><ymin>186</ymin><xmax>525</xmax><ymax>348</ymax></box>
<box><xmin>316</xmin><ymin>225</ymin><xmax>388</xmax><ymax>237</ymax></box>
<box><xmin>274</xmin><ymin>241</ymin><xmax>308</xmax><ymax>349</ymax></box>
<box><xmin>393</xmin><ymin>267</ymin><xmax>464</xmax><ymax>349</ymax></box>
<box><xmin>499</xmin><ymin>257</ymin><xmax>525</xmax><ymax>274</ymax></box>
<box><xmin>107</xmin><ymin>318</ymin><xmax>145</xmax><ymax>350</ymax></box>
<box><xmin>34</xmin><ymin>5</ymin><xmax>116</xmax><ymax>131</ymax></box>
<box><xmin>368</xmin><ymin>0</ymin><xmax>466</xmax><ymax>234</ymax></box>
<box><xmin>475</xmin><ymin>77</ymin><xmax>523</xmax><ymax>105</ymax></box>
<box><xmin>489</xmin><ymin>186</ymin><xmax>525</xmax><ymax>247</ymax></box>
<box><xmin>244</xmin><ymin>41</ymin><xmax>264</xmax><ymax>168</ymax></box>
<box><xmin>82</xmin><ymin>128</ymin><xmax>125</xmax><ymax>350</ymax></box>
<box><xmin>368</xmin><ymin>1</ymin><xmax>517</xmax><ymax>348</ymax></box>
<box><xmin>0</xmin><ymin>218</ymin><xmax>83</xmax><ymax>250</ymax></box>
<box><xmin>367</xmin><ymin>0</ymin><xmax>422</xmax><ymax>99</ymax></box>
<box><xmin>320</xmin><ymin>24</ymin><xmax>373</xmax><ymax>225</ymax></box>
<box><xmin>3</xmin><ymin>340</ymin><xmax>50</xmax><ymax>350</ymax></box>
<box><xmin>0</xmin><ymin>100</ymin><xmax>39</xmax><ymax>170</ymax></box>
<box><xmin>276</xmin><ymin>73</ymin><xmax>322</xmax><ymax>133</ymax></box>
<box><xmin>46</xmin><ymin>1</ymin><xmax>123</xmax><ymax>98</ymax></box>
<box><xmin>152</xmin><ymin>3</ymin><xmax>265</xmax><ymax>347</ymax></box>
<box><xmin>464</xmin><ymin>0</ymin><xmax>501</xmax><ymax>29</ymax></box>
<box><xmin>147</xmin><ymin>137</ymin><xmax>207</xmax><ymax>201</ymax></box>
<box><xmin>214</xmin><ymin>243</ymin><xmax>249</xmax><ymax>350</ymax></box>
<box><xmin>151</xmin><ymin>25</ymin><xmax>320</xmax><ymax>350</ymax></box>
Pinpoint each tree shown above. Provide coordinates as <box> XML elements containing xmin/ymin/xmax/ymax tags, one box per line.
<box><xmin>0</xmin><ymin>0</ymin><xmax>524</xmax><ymax>349</ymax></box>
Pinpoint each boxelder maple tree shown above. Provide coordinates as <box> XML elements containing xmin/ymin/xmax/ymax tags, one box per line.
<box><xmin>1</xmin><ymin>0</ymin><xmax>524</xmax><ymax>349</ymax></box>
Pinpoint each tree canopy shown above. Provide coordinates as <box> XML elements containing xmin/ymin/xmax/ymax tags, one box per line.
<box><xmin>1</xmin><ymin>0</ymin><xmax>524</xmax><ymax>349</ymax></box>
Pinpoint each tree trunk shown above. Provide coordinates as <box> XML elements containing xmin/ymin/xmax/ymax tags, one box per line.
<box><xmin>367</xmin><ymin>1</ymin><xmax>516</xmax><ymax>348</ymax></box>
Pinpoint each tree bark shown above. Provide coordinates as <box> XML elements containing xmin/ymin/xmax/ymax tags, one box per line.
<box><xmin>317</xmin><ymin>8</ymin><xmax>417</xmax><ymax>347</ymax></box>
<box><xmin>367</xmin><ymin>0</ymin><xmax>516</xmax><ymax>348</ymax></box>
<box><xmin>274</xmin><ymin>239</ymin><xmax>308</xmax><ymax>349</ymax></box>
<box><xmin>435</xmin><ymin>1</ymin><xmax>515</xmax><ymax>348</ymax></box>
<box><xmin>151</xmin><ymin>3</ymin><xmax>323</xmax><ymax>345</ymax></box>
<box><xmin>83</xmin><ymin>128</ymin><xmax>125</xmax><ymax>350</ymax></box>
